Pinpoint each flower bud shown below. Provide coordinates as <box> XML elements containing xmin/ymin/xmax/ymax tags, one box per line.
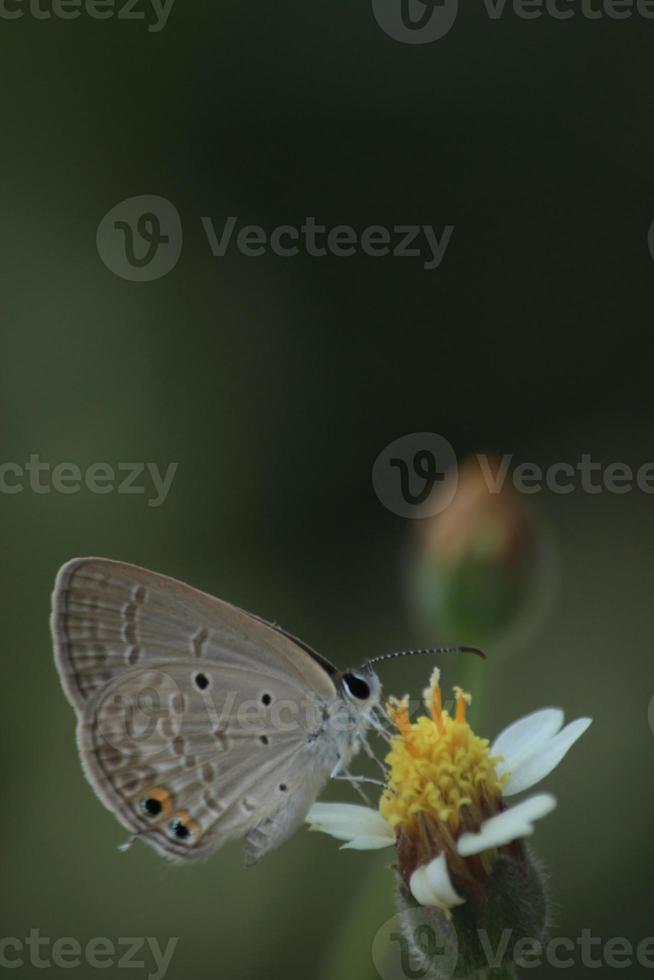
<box><xmin>410</xmin><ymin>455</ymin><xmax>539</xmax><ymax>647</ymax></box>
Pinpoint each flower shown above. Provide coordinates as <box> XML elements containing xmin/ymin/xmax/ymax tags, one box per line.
<box><xmin>307</xmin><ymin>668</ymin><xmax>591</xmax><ymax>917</ymax></box>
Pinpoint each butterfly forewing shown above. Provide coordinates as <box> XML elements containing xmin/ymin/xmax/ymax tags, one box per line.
<box><xmin>52</xmin><ymin>558</ymin><xmax>337</xmax><ymax>709</ymax></box>
<box><xmin>51</xmin><ymin>558</ymin><xmax>341</xmax><ymax>862</ymax></box>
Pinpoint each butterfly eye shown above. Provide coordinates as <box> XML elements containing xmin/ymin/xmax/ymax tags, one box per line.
<box><xmin>342</xmin><ymin>673</ymin><xmax>371</xmax><ymax>701</ymax></box>
<box><xmin>169</xmin><ymin>811</ymin><xmax>200</xmax><ymax>843</ymax></box>
<box><xmin>261</xmin><ymin>693</ymin><xmax>272</xmax><ymax>706</ymax></box>
<box><xmin>194</xmin><ymin>672</ymin><xmax>210</xmax><ymax>691</ymax></box>
<box><xmin>139</xmin><ymin>787</ymin><xmax>173</xmax><ymax>820</ymax></box>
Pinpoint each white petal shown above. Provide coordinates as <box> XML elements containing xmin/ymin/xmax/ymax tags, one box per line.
<box><xmin>340</xmin><ymin>835</ymin><xmax>395</xmax><ymax>851</ymax></box>
<box><xmin>409</xmin><ymin>854</ymin><xmax>465</xmax><ymax>911</ymax></box>
<box><xmin>492</xmin><ymin>708</ymin><xmax>564</xmax><ymax>776</ymax></box>
<box><xmin>306</xmin><ymin>803</ymin><xmax>395</xmax><ymax>849</ymax></box>
<box><xmin>457</xmin><ymin>793</ymin><xmax>557</xmax><ymax>857</ymax></box>
<box><xmin>501</xmin><ymin>717</ymin><xmax>592</xmax><ymax>796</ymax></box>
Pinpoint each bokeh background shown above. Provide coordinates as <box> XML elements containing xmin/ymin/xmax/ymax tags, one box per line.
<box><xmin>1</xmin><ymin>3</ymin><xmax>654</xmax><ymax>979</ymax></box>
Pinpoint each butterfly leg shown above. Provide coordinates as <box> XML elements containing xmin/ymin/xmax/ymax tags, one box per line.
<box><xmin>333</xmin><ymin>770</ymin><xmax>374</xmax><ymax>806</ymax></box>
<box><xmin>358</xmin><ymin>732</ymin><xmax>389</xmax><ymax>777</ymax></box>
<box><xmin>370</xmin><ymin>706</ymin><xmax>394</xmax><ymax>742</ymax></box>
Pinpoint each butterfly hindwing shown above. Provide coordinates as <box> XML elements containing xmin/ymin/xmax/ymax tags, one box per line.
<box><xmin>78</xmin><ymin>660</ymin><xmax>339</xmax><ymax>862</ymax></box>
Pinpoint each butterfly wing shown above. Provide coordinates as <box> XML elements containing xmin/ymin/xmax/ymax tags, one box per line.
<box><xmin>78</xmin><ymin>660</ymin><xmax>337</xmax><ymax>862</ymax></box>
<box><xmin>51</xmin><ymin>558</ymin><xmax>341</xmax><ymax>862</ymax></box>
<box><xmin>52</xmin><ymin>557</ymin><xmax>337</xmax><ymax>709</ymax></box>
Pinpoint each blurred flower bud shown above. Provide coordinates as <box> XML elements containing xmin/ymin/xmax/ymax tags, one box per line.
<box><xmin>409</xmin><ymin>455</ymin><xmax>541</xmax><ymax>649</ymax></box>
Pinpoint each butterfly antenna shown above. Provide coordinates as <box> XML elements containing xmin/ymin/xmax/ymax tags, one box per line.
<box><xmin>364</xmin><ymin>645</ymin><xmax>486</xmax><ymax>669</ymax></box>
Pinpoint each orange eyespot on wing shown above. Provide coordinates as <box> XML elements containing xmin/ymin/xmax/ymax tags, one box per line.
<box><xmin>169</xmin><ymin>811</ymin><xmax>201</xmax><ymax>843</ymax></box>
<box><xmin>139</xmin><ymin>787</ymin><xmax>174</xmax><ymax>821</ymax></box>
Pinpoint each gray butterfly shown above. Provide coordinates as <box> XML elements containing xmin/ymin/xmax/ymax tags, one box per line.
<box><xmin>51</xmin><ymin>557</ymin><xmax>389</xmax><ymax>865</ymax></box>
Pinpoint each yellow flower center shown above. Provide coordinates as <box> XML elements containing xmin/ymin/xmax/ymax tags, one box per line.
<box><xmin>380</xmin><ymin>668</ymin><xmax>507</xmax><ymax>839</ymax></box>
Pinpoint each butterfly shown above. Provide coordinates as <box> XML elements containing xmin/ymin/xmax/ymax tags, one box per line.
<box><xmin>51</xmin><ymin>558</ymin><xmax>480</xmax><ymax>865</ymax></box>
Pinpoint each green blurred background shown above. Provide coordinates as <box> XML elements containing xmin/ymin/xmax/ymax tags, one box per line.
<box><xmin>1</xmin><ymin>3</ymin><xmax>654</xmax><ymax>978</ymax></box>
